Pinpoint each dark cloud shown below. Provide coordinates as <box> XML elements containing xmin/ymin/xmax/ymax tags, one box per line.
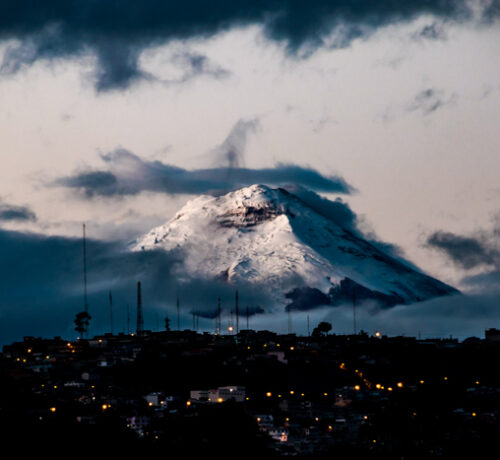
<box><xmin>0</xmin><ymin>0</ymin><xmax>485</xmax><ymax>91</ymax></box>
<box><xmin>0</xmin><ymin>199</ymin><xmax>36</xmax><ymax>222</ymax></box>
<box><xmin>284</xmin><ymin>185</ymin><xmax>358</xmax><ymax>232</ymax></box>
<box><xmin>285</xmin><ymin>287</ymin><xmax>330</xmax><ymax>312</ymax></box>
<box><xmin>409</xmin><ymin>88</ymin><xmax>457</xmax><ymax>115</ymax></box>
<box><xmin>55</xmin><ymin>148</ymin><xmax>354</xmax><ymax>197</ymax></box>
<box><xmin>462</xmin><ymin>270</ymin><xmax>500</xmax><ymax>290</ymax></box>
<box><xmin>414</xmin><ymin>21</ymin><xmax>448</xmax><ymax>40</ymax></box>
<box><xmin>427</xmin><ymin>231</ymin><xmax>500</xmax><ymax>270</ymax></box>
<box><xmin>172</xmin><ymin>51</ymin><xmax>230</xmax><ymax>84</ymax></box>
<box><xmin>321</xmin><ymin>289</ymin><xmax>499</xmax><ymax>340</ymax></box>
<box><xmin>0</xmin><ymin>228</ymin><xmax>274</xmax><ymax>345</ymax></box>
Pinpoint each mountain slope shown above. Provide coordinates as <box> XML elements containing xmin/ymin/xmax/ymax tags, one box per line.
<box><xmin>133</xmin><ymin>184</ymin><xmax>457</xmax><ymax>309</ymax></box>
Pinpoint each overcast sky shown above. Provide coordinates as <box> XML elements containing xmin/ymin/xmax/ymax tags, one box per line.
<box><xmin>0</xmin><ymin>1</ymin><xmax>499</xmax><ymax>342</ymax></box>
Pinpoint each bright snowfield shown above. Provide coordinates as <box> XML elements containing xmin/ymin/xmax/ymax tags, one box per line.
<box><xmin>133</xmin><ymin>184</ymin><xmax>457</xmax><ymax>310</ymax></box>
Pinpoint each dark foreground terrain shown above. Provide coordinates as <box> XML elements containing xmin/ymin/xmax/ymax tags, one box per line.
<box><xmin>2</xmin><ymin>328</ymin><xmax>500</xmax><ymax>458</ymax></box>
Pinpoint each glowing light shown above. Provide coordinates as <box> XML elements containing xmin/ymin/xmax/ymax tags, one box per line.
<box><xmin>375</xmin><ymin>384</ymin><xmax>381</xmax><ymax>389</ymax></box>
<box><xmin>328</xmin><ymin>425</ymin><xmax>332</xmax><ymax>431</ymax></box>
<box><xmin>266</xmin><ymin>392</ymin><xmax>272</xmax><ymax>397</ymax></box>
<box><xmin>247</xmin><ymin>346</ymin><xmax>251</xmax><ymax>350</ymax></box>
<box><xmin>148</xmin><ymin>402</ymin><xmax>153</xmax><ymax>406</ymax></box>
<box><xmin>27</xmin><ymin>348</ymin><xmax>32</xmax><ymax>353</ymax></box>
<box><xmin>66</xmin><ymin>343</ymin><xmax>71</xmax><ymax>347</ymax></box>
<box><xmin>228</xmin><ymin>326</ymin><xmax>234</xmax><ymax>332</ymax></box>
<box><xmin>186</xmin><ymin>401</ymin><xmax>191</xmax><ymax>406</ymax></box>
<box><xmin>354</xmin><ymin>385</ymin><xmax>360</xmax><ymax>391</ymax></box>
<box><xmin>420</xmin><ymin>380</ymin><xmax>425</xmax><ymax>384</ymax></box>
<box><xmin>323</xmin><ymin>392</ymin><xmax>328</xmax><ymax>396</ymax></box>
<box><xmin>472</xmin><ymin>412</ymin><xmax>477</xmax><ymax>417</ymax></box>
<box><xmin>278</xmin><ymin>394</ymin><xmax>282</xmax><ymax>398</ymax></box>
<box><xmin>397</xmin><ymin>382</ymin><xmax>403</xmax><ymax>388</ymax></box>
<box><xmin>444</xmin><ymin>377</ymin><xmax>448</xmax><ymax>381</ymax></box>
<box><xmin>50</xmin><ymin>407</ymin><xmax>56</xmax><ymax>413</ymax></box>
<box><xmin>290</xmin><ymin>346</ymin><xmax>294</xmax><ymax>351</ymax></box>
<box><xmin>315</xmin><ymin>417</ymin><xmax>319</xmax><ymax>421</ymax></box>
<box><xmin>375</xmin><ymin>331</ymin><xmax>381</xmax><ymax>338</ymax></box>
<box><xmin>290</xmin><ymin>391</ymin><xmax>295</xmax><ymax>395</ymax></box>
<box><xmin>363</xmin><ymin>415</ymin><xmax>368</xmax><ymax>420</ymax></box>
<box><xmin>387</xmin><ymin>387</ymin><xmax>393</xmax><ymax>392</ymax></box>
<box><xmin>257</xmin><ymin>417</ymin><xmax>261</xmax><ymax>422</ymax></box>
<box><xmin>301</xmin><ymin>393</ymin><xmax>305</xmax><ymax>397</ymax></box>
<box><xmin>475</xmin><ymin>381</ymin><xmax>480</xmax><ymax>385</ymax></box>
<box><xmin>285</xmin><ymin>417</ymin><xmax>290</xmax><ymax>422</ymax></box>
<box><xmin>217</xmin><ymin>397</ymin><xmax>223</xmax><ymax>403</ymax></box>
<box><xmin>102</xmin><ymin>404</ymin><xmax>108</xmax><ymax>410</ymax></box>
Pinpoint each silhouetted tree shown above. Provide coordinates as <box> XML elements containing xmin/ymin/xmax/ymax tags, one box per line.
<box><xmin>74</xmin><ymin>311</ymin><xmax>91</xmax><ymax>338</ymax></box>
<box><xmin>164</xmin><ymin>317</ymin><xmax>171</xmax><ymax>331</ymax></box>
<box><xmin>312</xmin><ymin>321</ymin><xmax>332</xmax><ymax>337</ymax></box>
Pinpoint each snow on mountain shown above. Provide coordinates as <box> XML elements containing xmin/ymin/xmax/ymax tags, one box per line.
<box><xmin>133</xmin><ymin>184</ymin><xmax>457</xmax><ymax>310</ymax></box>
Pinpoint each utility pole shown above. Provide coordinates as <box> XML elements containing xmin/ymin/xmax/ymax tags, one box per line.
<box><xmin>177</xmin><ymin>295</ymin><xmax>180</xmax><ymax>330</ymax></box>
<box><xmin>83</xmin><ymin>224</ymin><xmax>88</xmax><ymax>315</ymax></box>
<box><xmin>217</xmin><ymin>297</ymin><xmax>221</xmax><ymax>334</ymax></box>
<box><xmin>137</xmin><ymin>281</ymin><xmax>144</xmax><ymax>335</ymax></box>
<box><xmin>109</xmin><ymin>291</ymin><xmax>113</xmax><ymax>335</ymax></box>
<box><xmin>353</xmin><ymin>292</ymin><xmax>357</xmax><ymax>335</ymax></box>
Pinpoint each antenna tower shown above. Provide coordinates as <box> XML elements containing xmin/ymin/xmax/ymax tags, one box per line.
<box><xmin>83</xmin><ymin>224</ymin><xmax>88</xmax><ymax>314</ymax></box>
<box><xmin>137</xmin><ymin>281</ymin><xmax>144</xmax><ymax>335</ymax></box>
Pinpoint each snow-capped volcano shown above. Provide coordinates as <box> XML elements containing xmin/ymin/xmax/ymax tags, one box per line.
<box><xmin>133</xmin><ymin>184</ymin><xmax>457</xmax><ymax>310</ymax></box>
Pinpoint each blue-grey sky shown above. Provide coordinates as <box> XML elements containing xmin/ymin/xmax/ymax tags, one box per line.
<box><xmin>0</xmin><ymin>1</ymin><xmax>499</xmax><ymax>343</ymax></box>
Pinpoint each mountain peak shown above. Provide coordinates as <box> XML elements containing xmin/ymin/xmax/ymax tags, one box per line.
<box><xmin>134</xmin><ymin>185</ymin><xmax>457</xmax><ymax>310</ymax></box>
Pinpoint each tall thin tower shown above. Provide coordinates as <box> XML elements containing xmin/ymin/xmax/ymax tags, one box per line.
<box><xmin>217</xmin><ymin>297</ymin><xmax>221</xmax><ymax>334</ymax></box>
<box><xmin>176</xmin><ymin>295</ymin><xmax>180</xmax><ymax>330</ymax></box>
<box><xmin>352</xmin><ymin>292</ymin><xmax>357</xmax><ymax>335</ymax></box>
<box><xmin>82</xmin><ymin>224</ymin><xmax>88</xmax><ymax>314</ymax></box>
<box><xmin>235</xmin><ymin>290</ymin><xmax>239</xmax><ymax>334</ymax></box>
<box><xmin>109</xmin><ymin>290</ymin><xmax>113</xmax><ymax>335</ymax></box>
<box><xmin>137</xmin><ymin>281</ymin><xmax>144</xmax><ymax>335</ymax></box>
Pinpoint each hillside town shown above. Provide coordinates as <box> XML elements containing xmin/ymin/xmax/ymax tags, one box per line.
<box><xmin>2</xmin><ymin>327</ymin><xmax>500</xmax><ymax>457</ymax></box>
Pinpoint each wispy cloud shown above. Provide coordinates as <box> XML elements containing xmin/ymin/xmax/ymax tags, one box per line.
<box><xmin>408</xmin><ymin>88</ymin><xmax>458</xmax><ymax>115</ymax></box>
<box><xmin>0</xmin><ymin>199</ymin><xmax>36</xmax><ymax>222</ymax></box>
